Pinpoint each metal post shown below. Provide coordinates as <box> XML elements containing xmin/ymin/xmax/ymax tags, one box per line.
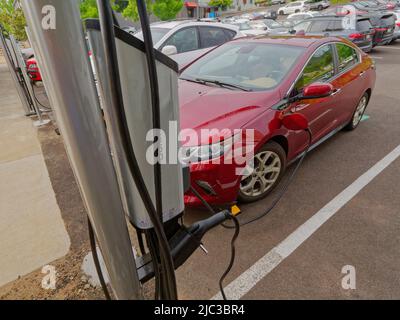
<box><xmin>21</xmin><ymin>0</ymin><xmax>142</xmax><ymax>300</ymax></box>
<box><xmin>0</xmin><ymin>27</ymin><xmax>34</xmax><ymax>115</ymax></box>
<box><xmin>9</xmin><ymin>35</ymin><xmax>50</xmax><ymax>126</ymax></box>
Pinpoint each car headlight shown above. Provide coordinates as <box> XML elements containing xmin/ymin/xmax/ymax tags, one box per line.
<box><xmin>181</xmin><ymin>136</ymin><xmax>235</xmax><ymax>164</ymax></box>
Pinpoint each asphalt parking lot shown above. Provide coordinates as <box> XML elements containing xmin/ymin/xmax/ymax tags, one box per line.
<box><xmin>177</xmin><ymin>40</ymin><xmax>400</xmax><ymax>300</ymax></box>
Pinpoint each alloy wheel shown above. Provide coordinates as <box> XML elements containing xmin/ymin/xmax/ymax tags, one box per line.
<box><xmin>352</xmin><ymin>95</ymin><xmax>368</xmax><ymax>127</ymax></box>
<box><xmin>240</xmin><ymin>151</ymin><xmax>282</xmax><ymax>197</ymax></box>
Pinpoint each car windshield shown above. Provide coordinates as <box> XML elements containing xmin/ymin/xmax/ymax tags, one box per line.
<box><xmin>180</xmin><ymin>43</ymin><xmax>304</xmax><ymax>91</ymax></box>
<box><xmin>264</xmin><ymin>19</ymin><xmax>284</xmax><ymax>29</ymax></box>
<box><xmin>357</xmin><ymin>19</ymin><xmax>373</xmax><ymax>31</ymax></box>
<box><xmin>232</xmin><ymin>22</ymin><xmax>252</xmax><ymax>30</ymax></box>
<box><xmin>134</xmin><ymin>27</ymin><xmax>169</xmax><ymax>44</ymax></box>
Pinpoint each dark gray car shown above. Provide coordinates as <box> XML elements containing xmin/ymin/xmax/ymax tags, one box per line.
<box><xmin>290</xmin><ymin>16</ymin><xmax>374</xmax><ymax>52</ymax></box>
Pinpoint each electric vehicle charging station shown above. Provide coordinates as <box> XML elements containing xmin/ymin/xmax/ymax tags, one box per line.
<box><xmin>0</xmin><ymin>24</ymin><xmax>48</xmax><ymax>124</ymax></box>
<box><xmin>17</xmin><ymin>0</ymin><xmax>313</xmax><ymax>301</ymax></box>
<box><xmin>20</xmin><ymin>0</ymin><xmax>238</xmax><ymax>300</ymax></box>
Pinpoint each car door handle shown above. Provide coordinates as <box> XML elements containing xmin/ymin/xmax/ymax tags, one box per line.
<box><xmin>331</xmin><ymin>88</ymin><xmax>341</xmax><ymax>96</ymax></box>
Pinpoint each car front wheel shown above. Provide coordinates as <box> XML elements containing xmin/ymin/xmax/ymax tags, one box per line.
<box><xmin>279</xmin><ymin>10</ymin><xmax>284</xmax><ymax>15</ymax></box>
<box><xmin>345</xmin><ymin>92</ymin><xmax>369</xmax><ymax>131</ymax></box>
<box><xmin>238</xmin><ymin>141</ymin><xmax>286</xmax><ymax>203</ymax></box>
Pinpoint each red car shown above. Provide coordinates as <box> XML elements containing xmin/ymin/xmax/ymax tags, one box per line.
<box><xmin>179</xmin><ymin>36</ymin><xmax>375</xmax><ymax>206</ymax></box>
<box><xmin>26</xmin><ymin>57</ymin><xmax>42</xmax><ymax>82</ymax></box>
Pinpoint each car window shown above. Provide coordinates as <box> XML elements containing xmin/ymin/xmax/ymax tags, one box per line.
<box><xmin>135</xmin><ymin>27</ymin><xmax>169</xmax><ymax>44</ymax></box>
<box><xmin>199</xmin><ymin>27</ymin><xmax>231</xmax><ymax>48</ymax></box>
<box><xmin>356</xmin><ymin>19</ymin><xmax>373</xmax><ymax>32</ymax></box>
<box><xmin>336</xmin><ymin>43</ymin><xmax>359</xmax><ymax>73</ymax></box>
<box><xmin>223</xmin><ymin>29</ymin><xmax>236</xmax><ymax>39</ymax></box>
<box><xmin>308</xmin><ymin>20</ymin><xmax>331</xmax><ymax>32</ymax></box>
<box><xmin>382</xmin><ymin>15</ymin><xmax>395</xmax><ymax>27</ymax></box>
<box><xmin>295</xmin><ymin>44</ymin><xmax>335</xmax><ymax>91</ymax></box>
<box><xmin>293</xmin><ymin>20</ymin><xmax>312</xmax><ymax>32</ymax></box>
<box><xmin>163</xmin><ymin>27</ymin><xmax>199</xmax><ymax>54</ymax></box>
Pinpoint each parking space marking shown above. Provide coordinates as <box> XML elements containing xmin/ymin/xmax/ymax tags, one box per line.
<box><xmin>370</xmin><ymin>56</ymin><xmax>383</xmax><ymax>60</ymax></box>
<box><xmin>377</xmin><ymin>46</ymin><xmax>400</xmax><ymax>50</ymax></box>
<box><xmin>213</xmin><ymin>144</ymin><xmax>400</xmax><ymax>300</ymax></box>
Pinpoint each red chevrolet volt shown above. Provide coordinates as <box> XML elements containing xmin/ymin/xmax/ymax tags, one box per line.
<box><xmin>179</xmin><ymin>36</ymin><xmax>375</xmax><ymax>206</ymax></box>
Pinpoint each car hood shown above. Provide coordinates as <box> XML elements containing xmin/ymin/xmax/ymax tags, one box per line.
<box><xmin>179</xmin><ymin>79</ymin><xmax>281</xmax><ymax>145</ymax></box>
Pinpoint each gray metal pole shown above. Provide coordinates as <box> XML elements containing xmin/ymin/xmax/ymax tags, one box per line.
<box><xmin>9</xmin><ymin>35</ymin><xmax>49</xmax><ymax>126</ymax></box>
<box><xmin>21</xmin><ymin>0</ymin><xmax>142</xmax><ymax>300</ymax></box>
<box><xmin>0</xmin><ymin>28</ymin><xmax>33</xmax><ymax>115</ymax></box>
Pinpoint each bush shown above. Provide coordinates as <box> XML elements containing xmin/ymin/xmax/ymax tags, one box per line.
<box><xmin>0</xmin><ymin>0</ymin><xmax>27</xmax><ymax>41</ymax></box>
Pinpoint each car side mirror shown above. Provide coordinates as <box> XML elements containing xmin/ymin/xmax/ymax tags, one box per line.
<box><xmin>288</xmin><ymin>82</ymin><xmax>334</xmax><ymax>103</ymax></box>
<box><xmin>302</xmin><ymin>82</ymin><xmax>334</xmax><ymax>99</ymax></box>
<box><xmin>161</xmin><ymin>45</ymin><xmax>178</xmax><ymax>56</ymax></box>
<box><xmin>289</xmin><ymin>28</ymin><xmax>296</xmax><ymax>34</ymax></box>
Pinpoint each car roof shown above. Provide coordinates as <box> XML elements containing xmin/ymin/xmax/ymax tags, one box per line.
<box><xmin>150</xmin><ymin>20</ymin><xmax>238</xmax><ymax>31</ymax></box>
<box><xmin>233</xmin><ymin>35</ymin><xmax>335</xmax><ymax>48</ymax></box>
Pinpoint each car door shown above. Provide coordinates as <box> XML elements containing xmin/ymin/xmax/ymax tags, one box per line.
<box><xmin>288</xmin><ymin>44</ymin><xmax>340</xmax><ymax>146</ymax></box>
<box><xmin>331</xmin><ymin>42</ymin><xmax>365</xmax><ymax>125</ymax></box>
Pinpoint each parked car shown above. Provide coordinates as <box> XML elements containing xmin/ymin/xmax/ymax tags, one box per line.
<box><xmin>290</xmin><ymin>15</ymin><xmax>374</xmax><ymax>52</ymax></box>
<box><xmin>278</xmin><ymin>1</ymin><xmax>311</xmax><ymax>15</ymax></box>
<box><xmin>179</xmin><ymin>36</ymin><xmax>375</xmax><ymax>205</ymax></box>
<box><xmin>285</xmin><ymin>11</ymin><xmax>322</xmax><ymax>26</ymax></box>
<box><xmin>271</xmin><ymin>0</ymin><xmax>286</xmax><ymax>4</ymax></box>
<box><xmin>21</xmin><ymin>48</ymin><xmax>34</xmax><ymax>61</ymax></box>
<box><xmin>227</xmin><ymin>19</ymin><xmax>267</xmax><ymax>36</ymax></box>
<box><xmin>248</xmin><ymin>19</ymin><xmax>289</xmax><ymax>34</ymax></box>
<box><xmin>393</xmin><ymin>11</ymin><xmax>400</xmax><ymax>41</ymax></box>
<box><xmin>307</xmin><ymin>0</ymin><xmax>331</xmax><ymax>11</ymax></box>
<box><xmin>349</xmin><ymin>1</ymin><xmax>388</xmax><ymax>11</ymax></box>
<box><xmin>369</xmin><ymin>0</ymin><xmax>397</xmax><ymax>10</ymax></box>
<box><xmin>134</xmin><ymin>20</ymin><xmax>242</xmax><ymax>68</ymax></box>
<box><xmin>26</xmin><ymin>57</ymin><xmax>42</xmax><ymax>82</ymax></box>
<box><xmin>258</xmin><ymin>10</ymin><xmax>279</xmax><ymax>20</ymax></box>
<box><xmin>363</xmin><ymin>12</ymin><xmax>396</xmax><ymax>45</ymax></box>
<box><xmin>122</xmin><ymin>26</ymin><xmax>136</xmax><ymax>35</ymax></box>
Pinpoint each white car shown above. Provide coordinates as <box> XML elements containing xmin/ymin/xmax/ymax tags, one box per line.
<box><xmin>228</xmin><ymin>19</ymin><xmax>267</xmax><ymax>36</ymax></box>
<box><xmin>134</xmin><ymin>20</ymin><xmax>242</xmax><ymax>69</ymax></box>
<box><xmin>278</xmin><ymin>1</ymin><xmax>310</xmax><ymax>15</ymax></box>
<box><xmin>271</xmin><ymin>0</ymin><xmax>286</xmax><ymax>4</ymax></box>
<box><xmin>287</xmin><ymin>11</ymin><xmax>320</xmax><ymax>21</ymax></box>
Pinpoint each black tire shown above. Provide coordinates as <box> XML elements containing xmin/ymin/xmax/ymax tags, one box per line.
<box><xmin>318</xmin><ymin>5</ymin><xmax>323</xmax><ymax>10</ymax></box>
<box><xmin>344</xmin><ymin>92</ymin><xmax>370</xmax><ymax>131</ymax></box>
<box><xmin>295</xmin><ymin>9</ymin><xmax>300</xmax><ymax>13</ymax></box>
<box><xmin>279</xmin><ymin>10</ymin><xmax>284</xmax><ymax>15</ymax></box>
<box><xmin>238</xmin><ymin>141</ymin><xmax>287</xmax><ymax>203</ymax></box>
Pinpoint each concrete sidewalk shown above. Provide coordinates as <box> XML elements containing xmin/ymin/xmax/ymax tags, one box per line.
<box><xmin>0</xmin><ymin>63</ymin><xmax>70</xmax><ymax>287</ymax></box>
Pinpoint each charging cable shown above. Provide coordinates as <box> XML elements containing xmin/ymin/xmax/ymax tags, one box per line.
<box><xmin>191</xmin><ymin>128</ymin><xmax>313</xmax><ymax>299</ymax></box>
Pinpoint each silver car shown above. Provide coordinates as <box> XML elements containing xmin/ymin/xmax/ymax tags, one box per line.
<box><xmin>134</xmin><ymin>20</ymin><xmax>242</xmax><ymax>69</ymax></box>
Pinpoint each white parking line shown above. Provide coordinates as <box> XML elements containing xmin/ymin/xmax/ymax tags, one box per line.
<box><xmin>212</xmin><ymin>144</ymin><xmax>400</xmax><ymax>300</ymax></box>
<box><xmin>370</xmin><ymin>56</ymin><xmax>383</xmax><ymax>60</ymax></box>
<box><xmin>377</xmin><ymin>46</ymin><xmax>400</xmax><ymax>50</ymax></box>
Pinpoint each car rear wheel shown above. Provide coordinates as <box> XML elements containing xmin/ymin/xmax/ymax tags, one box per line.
<box><xmin>238</xmin><ymin>141</ymin><xmax>286</xmax><ymax>203</ymax></box>
<box><xmin>318</xmin><ymin>5</ymin><xmax>323</xmax><ymax>10</ymax></box>
<box><xmin>279</xmin><ymin>10</ymin><xmax>284</xmax><ymax>15</ymax></box>
<box><xmin>345</xmin><ymin>92</ymin><xmax>369</xmax><ymax>131</ymax></box>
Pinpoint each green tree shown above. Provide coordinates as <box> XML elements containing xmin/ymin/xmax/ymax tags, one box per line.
<box><xmin>208</xmin><ymin>0</ymin><xmax>233</xmax><ymax>9</ymax></box>
<box><xmin>79</xmin><ymin>0</ymin><xmax>129</xmax><ymax>20</ymax></box>
<box><xmin>80</xmin><ymin>0</ymin><xmax>100</xmax><ymax>19</ymax></box>
<box><xmin>152</xmin><ymin>0</ymin><xmax>183</xmax><ymax>21</ymax></box>
<box><xmin>0</xmin><ymin>0</ymin><xmax>27</xmax><ymax>40</ymax></box>
<box><xmin>121</xmin><ymin>0</ymin><xmax>153</xmax><ymax>22</ymax></box>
